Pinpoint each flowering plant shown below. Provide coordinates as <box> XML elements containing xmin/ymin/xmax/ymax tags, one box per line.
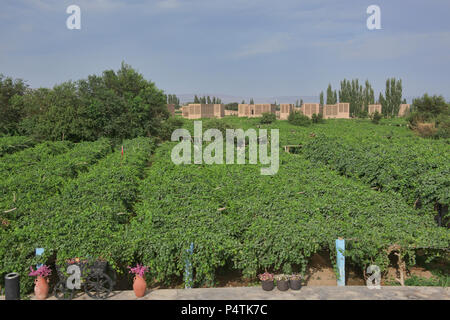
<box><xmin>258</xmin><ymin>272</ymin><xmax>274</xmax><ymax>281</ymax></box>
<box><xmin>127</xmin><ymin>264</ymin><xmax>149</xmax><ymax>277</ymax></box>
<box><xmin>29</xmin><ymin>265</ymin><xmax>52</xmax><ymax>278</ymax></box>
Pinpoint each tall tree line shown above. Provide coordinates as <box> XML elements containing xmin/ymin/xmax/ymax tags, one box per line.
<box><xmin>166</xmin><ymin>94</ymin><xmax>180</xmax><ymax>107</ymax></box>
<box><xmin>193</xmin><ymin>95</ymin><xmax>222</xmax><ymax>104</ymax></box>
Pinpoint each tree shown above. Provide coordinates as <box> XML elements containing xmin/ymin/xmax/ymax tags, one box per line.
<box><xmin>381</xmin><ymin>78</ymin><xmax>403</xmax><ymax>117</ymax></box>
<box><xmin>319</xmin><ymin>92</ymin><xmax>324</xmax><ymax>106</ymax></box>
<box><xmin>250</xmin><ymin>98</ymin><xmax>254</xmax><ymax>104</ymax></box>
<box><xmin>0</xmin><ymin>74</ymin><xmax>28</xmax><ymax>134</ymax></box>
<box><xmin>16</xmin><ymin>62</ymin><xmax>168</xmax><ymax>142</ymax></box>
<box><xmin>194</xmin><ymin>95</ymin><xmax>199</xmax><ymax>103</ymax></box>
<box><xmin>326</xmin><ymin>84</ymin><xmax>334</xmax><ymax>104</ymax></box>
<box><xmin>207</xmin><ymin>96</ymin><xmax>211</xmax><ymax>104</ymax></box>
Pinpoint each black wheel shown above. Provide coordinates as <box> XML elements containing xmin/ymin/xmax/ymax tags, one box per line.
<box><xmin>84</xmin><ymin>273</ymin><xmax>113</xmax><ymax>300</ymax></box>
<box><xmin>53</xmin><ymin>280</ymin><xmax>75</xmax><ymax>300</ymax></box>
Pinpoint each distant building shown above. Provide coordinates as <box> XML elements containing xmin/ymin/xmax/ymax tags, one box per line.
<box><xmin>301</xmin><ymin>103</ymin><xmax>322</xmax><ymax>118</ymax></box>
<box><xmin>225</xmin><ymin>110</ymin><xmax>238</xmax><ymax>116</ymax></box>
<box><xmin>182</xmin><ymin>104</ymin><xmax>225</xmax><ymax>119</ymax></box>
<box><xmin>238</xmin><ymin>104</ymin><xmax>277</xmax><ymax>117</ymax></box>
<box><xmin>368</xmin><ymin>104</ymin><xmax>382</xmax><ymax>115</ymax></box>
<box><xmin>167</xmin><ymin>104</ymin><xmax>175</xmax><ymax>116</ymax></box>
<box><xmin>398</xmin><ymin>104</ymin><xmax>410</xmax><ymax>117</ymax></box>
<box><xmin>279</xmin><ymin>104</ymin><xmax>295</xmax><ymax>120</ymax></box>
<box><xmin>322</xmin><ymin>103</ymin><xmax>350</xmax><ymax>119</ymax></box>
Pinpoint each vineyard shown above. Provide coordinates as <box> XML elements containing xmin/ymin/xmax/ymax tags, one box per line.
<box><xmin>0</xmin><ymin>118</ymin><xmax>449</xmax><ymax>293</ymax></box>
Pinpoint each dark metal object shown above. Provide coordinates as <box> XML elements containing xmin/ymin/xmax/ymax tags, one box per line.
<box><xmin>261</xmin><ymin>280</ymin><xmax>274</xmax><ymax>291</ymax></box>
<box><xmin>53</xmin><ymin>260</ymin><xmax>116</xmax><ymax>300</ymax></box>
<box><xmin>5</xmin><ymin>272</ymin><xmax>20</xmax><ymax>300</ymax></box>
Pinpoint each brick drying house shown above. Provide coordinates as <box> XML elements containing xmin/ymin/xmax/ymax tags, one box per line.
<box><xmin>238</xmin><ymin>104</ymin><xmax>277</xmax><ymax>117</ymax></box>
<box><xmin>301</xmin><ymin>103</ymin><xmax>322</xmax><ymax>118</ymax></box>
<box><xmin>398</xmin><ymin>104</ymin><xmax>410</xmax><ymax>117</ymax></box>
<box><xmin>279</xmin><ymin>104</ymin><xmax>295</xmax><ymax>120</ymax></box>
<box><xmin>167</xmin><ymin>104</ymin><xmax>175</xmax><ymax>116</ymax></box>
<box><xmin>322</xmin><ymin>103</ymin><xmax>350</xmax><ymax>119</ymax></box>
<box><xmin>368</xmin><ymin>104</ymin><xmax>382</xmax><ymax>115</ymax></box>
<box><xmin>182</xmin><ymin>104</ymin><xmax>225</xmax><ymax>119</ymax></box>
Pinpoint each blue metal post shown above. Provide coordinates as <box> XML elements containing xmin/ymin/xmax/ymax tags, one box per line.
<box><xmin>336</xmin><ymin>239</ymin><xmax>345</xmax><ymax>286</ymax></box>
<box><xmin>184</xmin><ymin>243</ymin><xmax>194</xmax><ymax>289</ymax></box>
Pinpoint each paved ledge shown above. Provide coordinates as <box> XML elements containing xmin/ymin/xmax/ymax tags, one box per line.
<box><xmin>3</xmin><ymin>286</ymin><xmax>447</xmax><ymax>300</ymax></box>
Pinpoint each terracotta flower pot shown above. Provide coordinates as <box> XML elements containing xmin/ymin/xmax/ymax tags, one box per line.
<box><xmin>34</xmin><ymin>276</ymin><xmax>49</xmax><ymax>300</ymax></box>
<box><xmin>133</xmin><ymin>275</ymin><xmax>146</xmax><ymax>297</ymax></box>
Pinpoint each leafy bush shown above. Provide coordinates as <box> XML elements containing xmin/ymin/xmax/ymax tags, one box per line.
<box><xmin>370</xmin><ymin>111</ymin><xmax>383</xmax><ymax>124</ymax></box>
<box><xmin>311</xmin><ymin>113</ymin><xmax>324</xmax><ymax>124</ymax></box>
<box><xmin>0</xmin><ymin>136</ymin><xmax>36</xmax><ymax>157</ymax></box>
<box><xmin>288</xmin><ymin>111</ymin><xmax>310</xmax><ymax>126</ymax></box>
<box><xmin>260</xmin><ymin>112</ymin><xmax>276</xmax><ymax>124</ymax></box>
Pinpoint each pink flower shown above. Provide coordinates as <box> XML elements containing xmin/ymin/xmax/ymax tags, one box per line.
<box><xmin>127</xmin><ymin>264</ymin><xmax>149</xmax><ymax>277</ymax></box>
<box><xmin>29</xmin><ymin>265</ymin><xmax>52</xmax><ymax>278</ymax></box>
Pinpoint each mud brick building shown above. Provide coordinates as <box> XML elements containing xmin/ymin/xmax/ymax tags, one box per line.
<box><xmin>279</xmin><ymin>104</ymin><xmax>295</xmax><ymax>120</ymax></box>
<box><xmin>398</xmin><ymin>104</ymin><xmax>410</xmax><ymax>117</ymax></box>
<box><xmin>301</xmin><ymin>103</ymin><xmax>322</xmax><ymax>118</ymax></box>
<box><xmin>322</xmin><ymin>103</ymin><xmax>350</xmax><ymax>119</ymax></box>
<box><xmin>238</xmin><ymin>104</ymin><xmax>277</xmax><ymax>117</ymax></box>
<box><xmin>225</xmin><ymin>110</ymin><xmax>238</xmax><ymax>116</ymax></box>
<box><xmin>167</xmin><ymin>104</ymin><xmax>175</xmax><ymax>116</ymax></box>
<box><xmin>182</xmin><ymin>104</ymin><xmax>225</xmax><ymax>119</ymax></box>
<box><xmin>368</xmin><ymin>104</ymin><xmax>382</xmax><ymax>115</ymax></box>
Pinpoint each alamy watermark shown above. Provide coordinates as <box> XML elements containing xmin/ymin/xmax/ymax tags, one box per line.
<box><xmin>170</xmin><ymin>121</ymin><xmax>279</xmax><ymax>175</ymax></box>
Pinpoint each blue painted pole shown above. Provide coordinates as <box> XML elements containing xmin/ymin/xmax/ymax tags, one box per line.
<box><xmin>184</xmin><ymin>243</ymin><xmax>194</xmax><ymax>289</ymax></box>
<box><xmin>336</xmin><ymin>239</ymin><xmax>345</xmax><ymax>286</ymax></box>
<box><xmin>35</xmin><ymin>248</ymin><xmax>44</xmax><ymax>269</ymax></box>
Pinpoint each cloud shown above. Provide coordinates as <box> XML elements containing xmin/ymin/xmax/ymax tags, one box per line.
<box><xmin>312</xmin><ymin>31</ymin><xmax>450</xmax><ymax>61</ymax></box>
<box><xmin>233</xmin><ymin>33</ymin><xmax>292</xmax><ymax>58</ymax></box>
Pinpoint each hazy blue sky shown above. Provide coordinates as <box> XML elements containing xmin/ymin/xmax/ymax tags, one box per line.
<box><xmin>1</xmin><ymin>0</ymin><xmax>449</xmax><ymax>100</ymax></box>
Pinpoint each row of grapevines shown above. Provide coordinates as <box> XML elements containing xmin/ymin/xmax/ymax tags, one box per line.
<box><xmin>0</xmin><ymin>138</ymin><xmax>113</xmax><ymax>222</ymax></box>
<box><xmin>0</xmin><ymin>136</ymin><xmax>36</xmax><ymax>157</ymax></box>
<box><xmin>0</xmin><ymin>137</ymin><xmax>156</xmax><ymax>293</ymax></box>
<box><xmin>301</xmin><ymin>135</ymin><xmax>450</xmax><ymax>210</ymax></box>
<box><xmin>125</xmin><ymin>142</ymin><xmax>449</xmax><ymax>285</ymax></box>
<box><xmin>0</xmin><ymin>140</ymin><xmax>74</xmax><ymax>177</ymax></box>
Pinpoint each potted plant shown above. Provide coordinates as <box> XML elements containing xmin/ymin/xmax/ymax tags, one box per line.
<box><xmin>275</xmin><ymin>274</ymin><xmax>289</xmax><ymax>291</ymax></box>
<box><xmin>289</xmin><ymin>274</ymin><xmax>302</xmax><ymax>290</ymax></box>
<box><xmin>29</xmin><ymin>265</ymin><xmax>52</xmax><ymax>300</ymax></box>
<box><xmin>128</xmin><ymin>264</ymin><xmax>149</xmax><ymax>298</ymax></box>
<box><xmin>258</xmin><ymin>272</ymin><xmax>274</xmax><ymax>291</ymax></box>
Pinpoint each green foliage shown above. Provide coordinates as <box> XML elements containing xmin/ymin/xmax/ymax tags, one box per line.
<box><xmin>288</xmin><ymin>111</ymin><xmax>310</xmax><ymax>126</ymax></box>
<box><xmin>13</xmin><ymin>63</ymin><xmax>168</xmax><ymax>142</ymax></box>
<box><xmin>0</xmin><ymin>136</ymin><xmax>36</xmax><ymax>157</ymax></box>
<box><xmin>0</xmin><ymin>74</ymin><xmax>28</xmax><ymax>135</ymax></box>
<box><xmin>370</xmin><ymin>111</ymin><xmax>383</xmax><ymax>124</ymax></box>
<box><xmin>338</xmin><ymin>79</ymin><xmax>375</xmax><ymax>117</ymax></box>
<box><xmin>407</xmin><ymin>94</ymin><xmax>449</xmax><ymax>139</ymax></box>
<box><xmin>0</xmin><ymin>140</ymin><xmax>74</xmax><ymax>177</ymax></box>
<box><xmin>302</xmin><ymin>135</ymin><xmax>450</xmax><ymax>210</ymax></box>
<box><xmin>260</xmin><ymin>112</ymin><xmax>276</xmax><ymax>124</ymax></box>
<box><xmin>380</xmin><ymin>78</ymin><xmax>403</xmax><ymax>117</ymax></box>
<box><xmin>0</xmin><ymin>137</ymin><xmax>155</xmax><ymax>294</ymax></box>
<box><xmin>225</xmin><ymin>102</ymin><xmax>238</xmax><ymax>111</ymax></box>
<box><xmin>311</xmin><ymin>113</ymin><xmax>324</xmax><ymax>124</ymax></box>
<box><xmin>124</xmin><ymin>142</ymin><xmax>449</xmax><ymax>285</ymax></box>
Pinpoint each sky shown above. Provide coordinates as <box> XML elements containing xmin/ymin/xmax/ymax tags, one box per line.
<box><xmin>1</xmin><ymin>0</ymin><xmax>449</xmax><ymax>102</ymax></box>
